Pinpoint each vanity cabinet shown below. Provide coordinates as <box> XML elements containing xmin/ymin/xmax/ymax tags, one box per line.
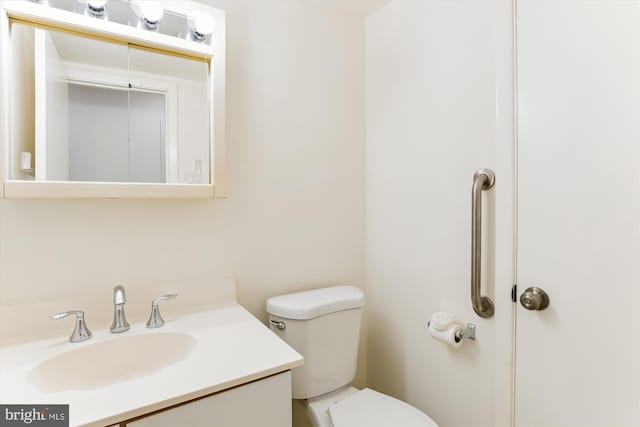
<box><xmin>123</xmin><ymin>371</ymin><xmax>292</xmax><ymax>427</ymax></box>
<box><xmin>0</xmin><ymin>302</ymin><xmax>303</xmax><ymax>426</ymax></box>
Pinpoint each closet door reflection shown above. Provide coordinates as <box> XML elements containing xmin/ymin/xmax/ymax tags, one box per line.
<box><xmin>68</xmin><ymin>84</ymin><xmax>130</xmax><ymax>182</ymax></box>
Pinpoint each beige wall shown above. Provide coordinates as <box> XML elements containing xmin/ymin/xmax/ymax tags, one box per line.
<box><xmin>0</xmin><ymin>2</ymin><xmax>370</xmax><ymax>425</ymax></box>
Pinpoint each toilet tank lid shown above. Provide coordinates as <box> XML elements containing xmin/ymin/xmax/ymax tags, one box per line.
<box><xmin>266</xmin><ymin>285</ymin><xmax>364</xmax><ymax>320</ymax></box>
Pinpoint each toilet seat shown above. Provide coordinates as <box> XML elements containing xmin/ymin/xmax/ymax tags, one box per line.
<box><xmin>328</xmin><ymin>388</ymin><xmax>438</xmax><ymax>427</ymax></box>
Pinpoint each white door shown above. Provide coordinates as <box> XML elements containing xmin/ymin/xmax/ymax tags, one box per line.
<box><xmin>515</xmin><ymin>1</ymin><xmax>639</xmax><ymax>426</ymax></box>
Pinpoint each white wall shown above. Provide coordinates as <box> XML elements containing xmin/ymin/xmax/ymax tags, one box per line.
<box><xmin>0</xmin><ymin>2</ymin><xmax>368</xmax><ymax>425</ymax></box>
<box><xmin>365</xmin><ymin>1</ymin><xmax>514</xmax><ymax>426</ymax></box>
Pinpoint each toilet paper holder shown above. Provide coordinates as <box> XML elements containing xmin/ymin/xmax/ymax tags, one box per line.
<box><xmin>454</xmin><ymin>323</ymin><xmax>475</xmax><ymax>343</ymax></box>
<box><xmin>427</xmin><ymin>321</ymin><xmax>476</xmax><ymax>343</ymax></box>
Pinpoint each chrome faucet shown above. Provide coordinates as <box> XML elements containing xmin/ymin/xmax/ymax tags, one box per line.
<box><xmin>110</xmin><ymin>285</ymin><xmax>130</xmax><ymax>333</ymax></box>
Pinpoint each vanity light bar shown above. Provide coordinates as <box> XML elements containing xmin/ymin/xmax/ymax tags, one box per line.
<box><xmin>29</xmin><ymin>0</ymin><xmax>214</xmax><ymax>44</ymax></box>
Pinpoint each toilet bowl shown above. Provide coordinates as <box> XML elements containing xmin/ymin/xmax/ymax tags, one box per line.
<box><xmin>266</xmin><ymin>285</ymin><xmax>439</xmax><ymax>427</ymax></box>
<box><xmin>306</xmin><ymin>386</ymin><xmax>438</xmax><ymax>427</ymax></box>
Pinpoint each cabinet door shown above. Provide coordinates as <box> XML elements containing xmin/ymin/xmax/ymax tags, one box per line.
<box><xmin>126</xmin><ymin>371</ymin><xmax>292</xmax><ymax>427</ymax></box>
<box><xmin>33</xmin><ymin>28</ymin><xmax>70</xmax><ymax>181</ymax></box>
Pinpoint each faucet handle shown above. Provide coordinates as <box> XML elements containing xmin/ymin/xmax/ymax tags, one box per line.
<box><xmin>146</xmin><ymin>294</ymin><xmax>177</xmax><ymax>328</ymax></box>
<box><xmin>152</xmin><ymin>294</ymin><xmax>177</xmax><ymax>306</ymax></box>
<box><xmin>51</xmin><ymin>310</ymin><xmax>92</xmax><ymax>343</ymax></box>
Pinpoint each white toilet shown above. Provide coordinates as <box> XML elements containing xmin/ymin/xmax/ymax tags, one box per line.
<box><xmin>267</xmin><ymin>285</ymin><xmax>439</xmax><ymax>427</ymax></box>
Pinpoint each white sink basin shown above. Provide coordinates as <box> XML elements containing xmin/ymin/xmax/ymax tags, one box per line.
<box><xmin>26</xmin><ymin>332</ymin><xmax>196</xmax><ymax>392</ymax></box>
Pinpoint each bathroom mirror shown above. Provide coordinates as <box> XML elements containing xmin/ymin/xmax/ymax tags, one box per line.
<box><xmin>9</xmin><ymin>21</ymin><xmax>210</xmax><ymax>187</ymax></box>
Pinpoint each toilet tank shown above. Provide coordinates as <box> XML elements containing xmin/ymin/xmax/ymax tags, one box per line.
<box><xmin>266</xmin><ymin>286</ymin><xmax>364</xmax><ymax>400</ymax></box>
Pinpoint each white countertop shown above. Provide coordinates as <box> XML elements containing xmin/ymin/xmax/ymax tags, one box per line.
<box><xmin>0</xmin><ymin>304</ymin><xmax>303</xmax><ymax>426</ymax></box>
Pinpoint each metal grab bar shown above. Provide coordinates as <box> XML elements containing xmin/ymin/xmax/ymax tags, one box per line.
<box><xmin>471</xmin><ymin>169</ymin><xmax>495</xmax><ymax>318</ymax></box>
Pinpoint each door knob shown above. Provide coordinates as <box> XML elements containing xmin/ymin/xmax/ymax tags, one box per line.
<box><xmin>520</xmin><ymin>287</ymin><xmax>550</xmax><ymax>311</ymax></box>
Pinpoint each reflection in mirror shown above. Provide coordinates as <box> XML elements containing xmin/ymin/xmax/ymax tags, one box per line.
<box><xmin>9</xmin><ymin>21</ymin><xmax>210</xmax><ymax>184</ymax></box>
<box><xmin>129</xmin><ymin>47</ymin><xmax>210</xmax><ymax>184</ymax></box>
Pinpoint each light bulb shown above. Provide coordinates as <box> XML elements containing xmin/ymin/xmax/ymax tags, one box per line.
<box><xmin>131</xmin><ymin>1</ymin><xmax>164</xmax><ymax>29</ymax></box>
<box><xmin>141</xmin><ymin>2</ymin><xmax>163</xmax><ymax>23</ymax></box>
<box><xmin>188</xmin><ymin>12</ymin><xmax>214</xmax><ymax>41</ymax></box>
<box><xmin>87</xmin><ymin>0</ymin><xmax>106</xmax><ymax>16</ymax></box>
